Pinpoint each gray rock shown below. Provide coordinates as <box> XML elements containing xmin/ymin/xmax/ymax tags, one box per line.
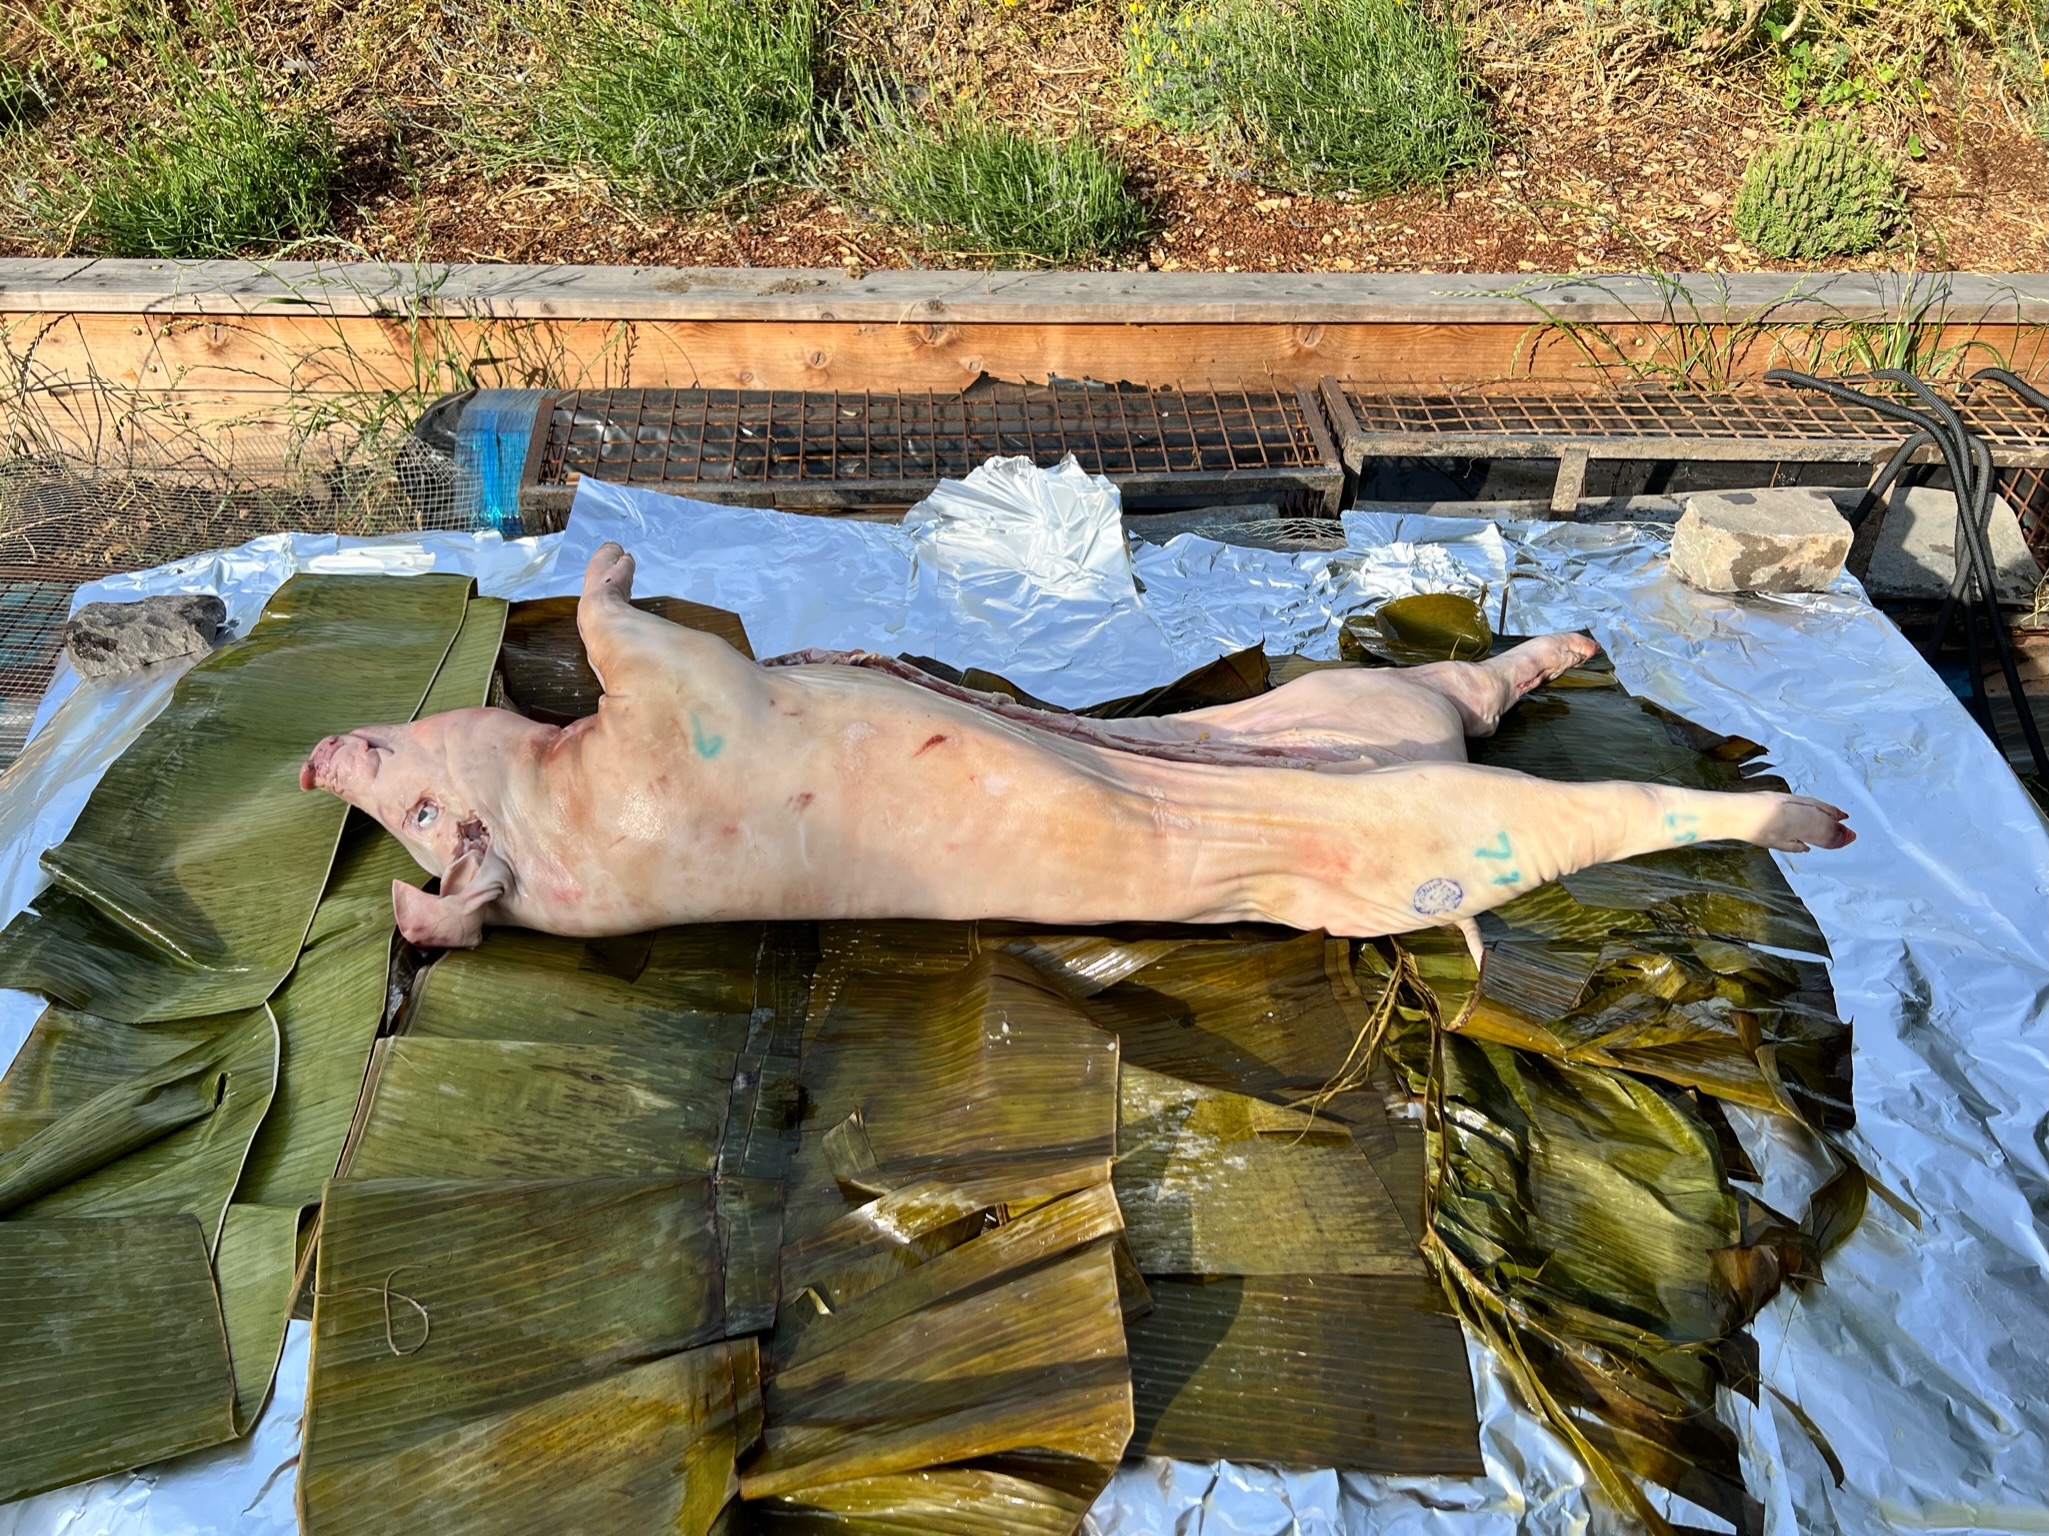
<box><xmin>1862</xmin><ymin>485</ymin><xmax>2043</xmax><ymax>605</ymax></box>
<box><xmin>64</xmin><ymin>595</ymin><xmax>227</xmax><ymax>680</ymax></box>
<box><xmin>1668</xmin><ymin>488</ymin><xmax>1852</xmax><ymax>595</ymax></box>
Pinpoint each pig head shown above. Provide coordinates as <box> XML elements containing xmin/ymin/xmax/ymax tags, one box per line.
<box><xmin>301</xmin><ymin>707</ymin><xmax>543</xmax><ymax>948</ymax></box>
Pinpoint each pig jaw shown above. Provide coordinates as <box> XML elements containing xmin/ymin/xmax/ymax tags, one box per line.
<box><xmin>299</xmin><ymin>732</ymin><xmax>380</xmax><ymax>798</ymax></box>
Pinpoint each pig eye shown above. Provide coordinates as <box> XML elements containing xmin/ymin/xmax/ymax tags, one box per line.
<box><xmin>411</xmin><ymin>801</ymin><xmax>440</xmax><ymax>829</ymax></box>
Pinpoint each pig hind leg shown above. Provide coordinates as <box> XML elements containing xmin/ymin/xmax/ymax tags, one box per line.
<box><xmin>1402</xmin><ymin>632</ymin><xmax>1601</xmax><ymax>739</ymax></box>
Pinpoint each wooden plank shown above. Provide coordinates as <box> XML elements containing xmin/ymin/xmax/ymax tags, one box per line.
<box><xmin>2</xmin><ymin>261</ymin><xmax>2042</xmax><ymax>326</ymax></box>
<box><xmin>6</xmin><ymin>310</ymin><xmax>2039</xmax><ymax>404</ymax></box>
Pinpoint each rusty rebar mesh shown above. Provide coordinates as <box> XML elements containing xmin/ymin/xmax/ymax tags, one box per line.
<box><xmin>0</xmin><ymin>450</ymin><xmax>478</xmax><ymax>768</ymax></box>
<box><xmin>539</xmin><ymin>384</ymin><xmax>1332</xmax><ymax>492</ymax></box>
<box><xmin>1339</xmin><ymin>381</ymin><xmax>2049</xmax><ymax>448</ymax></box>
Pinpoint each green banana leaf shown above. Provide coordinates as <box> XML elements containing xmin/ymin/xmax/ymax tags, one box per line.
<box><xmin>795</xmin><ymin>949</ymin><xmax>1121</xmax><ymax>1193</ymax></box>
<box><xmin>749</xmin><ymin>1468</ymin><xmax>1092</xmax><ymax>1534</ymax></box>
<box><xmin>1114</xmin><ymin>1064</ymin><xmax>1421</xmax><ymax>1276</ymax></box>
<box><xmin>417</xmin><ymin>596</ymin><xmax>508</xmax><ymax>718</ymax></box>
<box><xmin>1084</xmin><ymin>931</ymin><xmax>1376</xmax><ymax>1102</ymax></box>
<box><xmin>304</xmin><ymin>1339</ymin><xmax>759</xmax><ymax>1536</ymax></box>
<box><xmin>404</xmin><ymin>926</ymin><xmax>764</xmax><ymax>1048</ymax></box>
<box><xmin>0</xmin><ymin>574</ymin><xmax>475</xmax><ymax>1021</ymax></box>
<box><xmin>743</xmin><ymin>1187</ymin><xmax>1131</xmax><ymax>1512</ymax></box>
<box><xmin>215</xmin><ymin>1201</ymin><xmax>304</xmax><ymax>1431</ymax></box>
<box><xmin>301</xmin><ymin>1176</ymin><xmax>742</xmax><ymax>1484</ymax></box>
<box><xmin>4</xmin><ymin>1005</ymin><xmax>276</xmax><ymax>1249</ymax></box>
<box><xmin>498</xmin><ymin>595</ymin><xmax>754</xmax><ymax>724</ymax></box>
<box><xmin>1126</xmin><ymin>1273</ymin><xmax>1483</xmax><ymax>1475</ymax></box>
<box><xmin>1341</xmin><ymin>593</ymin><xmax>1495</xmax><ymax>664</ymax></box>
<box><xmin>897</xmin><ymin>646</ymin><xmax>1269</xmax><ymax>721</ymax></box>
<box><xmin>0</xmin><ymin>1214</ymin><xmax>237</xmax><ymax>1503</ymax></box>
<box><xmin>233</xmin><ymin>818</ymin><xmax>425</xmax><ymax>1208</ymax></box>
<box><xmin>341</xmin><ymin>1036</ymin><xmax>740</xmax><ymax>1181</ymax></box>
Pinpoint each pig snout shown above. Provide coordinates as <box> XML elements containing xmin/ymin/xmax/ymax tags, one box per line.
<box><xmin>300</xmin><ymin>732</ymin><xmax>375</xmax><ymax>793</ymax></box>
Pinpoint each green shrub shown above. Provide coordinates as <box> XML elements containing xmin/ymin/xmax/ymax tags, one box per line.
<box><xmin>853</xmin><ymin>108</ymin><xmax>1151</xmax><ymax>263</ymax></box>
<box><xmin>0</xmin><ymin>61</ymin><xmax>49</xmax><ymax>132</ymax></box>
<box><xmin>1125</xmin><ymin>0</ymin><xmax>1493</xmax><ymax>196</ymax></box>
<box><xmin>529</xmin><ymin>0</ymin><xmax>821</xmax><ymax>211</ymax></box>
<box><xmin>1733</xmin><ymin>121</ymin><xmax>1902</xmax><ymax>258</ymax></box>
<box><xmin>75</xmin><ymin>79</ymin><xmax>339</xmax><ymax>257</ymax></box>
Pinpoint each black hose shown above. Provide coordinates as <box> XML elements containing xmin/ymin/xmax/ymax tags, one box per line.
<box><xmin>1846</xmin><ymin>428</ymin><xmax>1932</xmax><ymax>532</ymax></box>
<box><xmin>1765</xmin><ymin>369</ymin><xmax>2049</xmax><ymax>778</ymax></box>
<box><xmin>1970</xmin><ymin>366</ymin><xmax>2049</xmax><ymax>417</ymax></box>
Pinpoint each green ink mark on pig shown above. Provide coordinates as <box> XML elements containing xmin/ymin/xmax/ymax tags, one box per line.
<box><xmin>691</xmin><ymin>714</ymin><xmax>725</xmax><ymax>759</ymax></box>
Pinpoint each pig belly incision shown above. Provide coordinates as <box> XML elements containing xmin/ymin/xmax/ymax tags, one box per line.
<box><xmin>300</xmin><ymin>542</ymin><xmax>1854</xmax><ymax>948</ymax></box>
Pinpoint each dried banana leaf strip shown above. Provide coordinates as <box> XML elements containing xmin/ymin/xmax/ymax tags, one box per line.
<box><xmin>0</xmin><ymin>573</ymin><xmax>475</xmax><ymax>1021</ymax></box>
<box><xmin>499</xmin><ymin>594</ymin><xmax>754</xmax><ymax>724</ymax></box>
<box><xmin>302</xmin><ymin>1340</ymin><xmax>761</xmax><ymax>1536</ymax></box>
<box><xmin>5</xmin><ymin>1004</ymin><xmax>277</xmax><ymax>1250</ymax></box>
<box><xmin>0</xmin><ymin>1214</ymin><xmax>237</xmax><ymax>1503</ymax></box>
<box><xmin>1125</xmin><ymin>1274</ymin><xmax>1483</xmax><ymax>1476</ymax></box>
<box><xmin>301</xmin><ymin>1176</ymin><xmax>735</xmax><ymax>1479</ymax></box>
<box><xmin>234</xmin><ymin>818</ymin><xmax>425</xmax><ymax>1209</ymax></box>
<box><xmin>214</xmin><ymin>1202</ymin><xmax>304</xmax><ymax>1431</ymax></box>
<box><xmin>341</xmin><ymin>1036</ymin><xmax>738</xmax><ymax>1182</ymax></box>
<box><xmin>742</xmin><ymin>1208</ymin><xmax>1131</xmax><ymax>1507</ymax></box>
<box><xmin>1419</xmin><ymin>1026</ymin><xmax>1775</xmax><ymax>1533</ymax></box>
<box><xmin>1114</xmin><ymin>1064</ymin><xmax>1421</xmax><ymax>1276</ymax></box>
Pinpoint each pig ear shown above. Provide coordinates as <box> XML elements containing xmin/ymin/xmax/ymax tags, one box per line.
<box><xmin>390</xmin><ymin>848</ymin><xmax>509</xmax><ymax>950</ymax></box>
<box><xmin>392</xmin><ymin>881</ymin><xmax>487</xmax><ymax>949</ymax></box>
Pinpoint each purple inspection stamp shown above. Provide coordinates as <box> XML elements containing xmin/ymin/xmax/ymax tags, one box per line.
<box><xmin>1412</xmin><ymin>877</ymin><xmax>1465</xmax><ymax>916</ymax></box>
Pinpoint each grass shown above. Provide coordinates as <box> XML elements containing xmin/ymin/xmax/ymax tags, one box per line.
<box><xmin>525</xmin><ymin>0</ymin><xmax>823</xmax><ymax>211</ymax></box>
<box><xmin>852</xmin><ymin>100</ymin><xmax>1151</xmax><ymax>263</ymax></box>
<box><xmin>1125</xmin><ymin>0</ymin><xmax>1494</xmax><ymax>196</ymax></box>
<box><xmin>65</xmin><ymin>74</ymin><xmax>339</xmax><ymax>258</ymax></box>
<box><xmin>0</xmin><ymin>61</ymin><xmax>48</xmax><ymax>133</ymax></box>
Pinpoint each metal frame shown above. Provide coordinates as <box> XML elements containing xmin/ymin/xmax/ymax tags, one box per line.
<box><xmin>1319</xmin><ymin>379</ymin><xmax>2049</xmax><ymax>516</ymax></box>
<box><xmin>536</xmin><ymin>384</ymin><xmax>1346</xmax><ymax>514</ymax></box>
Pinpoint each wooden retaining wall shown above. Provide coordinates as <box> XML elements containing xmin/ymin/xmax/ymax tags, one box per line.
<box><xmin>2</xmin><ymin>262</ymin><xmax>2043</xmax><ymax>470</ymax></box>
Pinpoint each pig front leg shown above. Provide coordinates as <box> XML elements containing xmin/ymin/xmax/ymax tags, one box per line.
<box><xmin>1304</xmin><ymin>763</ymin><xmax>1853</xmax><ymax>938</ymax></box>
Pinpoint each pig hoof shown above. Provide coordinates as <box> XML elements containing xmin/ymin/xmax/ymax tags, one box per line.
<box><xmin>1500</xmin><ymin>632</ymin><xmax>1602</xmax><ymax>698</ymax></box>
<box><xmin>1755</xmin><ymin>794</ymin><xmax>1855</xmax><ymax>853</ymax></box>
<box><xmin>584</xmin><ymin>542</ymin><xmax>636</xmax><ymax>601</ymax></box>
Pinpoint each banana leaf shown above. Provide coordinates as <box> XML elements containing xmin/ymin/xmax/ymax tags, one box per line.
<box><xmin>1125</xmin><ymin>1273</ymin><xmax>1482</xmax><ymax>1475</ymax></box>
<box><xmin>2</xmin><ymin>1005</ymin><xmax>276</xmax><ymax>1249</ymax></box>
<box><xmin>1084</xmin><ymin>932</ymin><xmax>1376</xmax><ymax>1103</ymax></box>
<box><xmin>742</xmin><ymin>1188</ymin><xmax>1131</xmax><ymax>1514</ymax></box>
<box><xmin>341</xmin><ymin>1036</ymin><xmax>739</xmax><ymax>1182</ymax></box>
<box><xmin>1114</xmin><ymin>1064</ymin><xmax>1420</xmax><ymax>1276</ymax></box>
<box><xmin>303</xmin><ymin>1340</ymin><xmax>760</xmax><ymax>1536</ymax></box>
<box><xmin>498</xmin><ymin>595</ymin><xmax>753</xmax><ymax>724</ymax></box>
<box><xmin>1340</xmin><ymin>593</ymin><xmax>1495</xmax><ymax>664</ymax></box>
<box><xmin>750</xmin><ymin>1468</ymin><xmax>1092</xmax><ymax>1534</ymax></box>
<box><xmin>0</xmin><ymin>574</ymin><xmax>476</xmax><ymax>1021</ymax></box>
<box><xmin>898</xmin><ymin>646</ymin><xmax>1269</xmax><ymax>720</ymax></box>
<box><xmin>233</xmin><ymin>817</ymin><xmax>424</xmax><ymax>1208</ymax></box>
<box><xmin>215</xmin><ymin>1202</ymin><xmax>304</xmax><ymax>1431</ymax></box>
<box><xmin>406</xmin><ymin>924</ymin><xmax>774</xmax><ymax>1045</ymax></box>
<box><xmin>0</xmin><ymin>1214</ymin><xmax>237</xmax><ymax>1503</ymax></box>
<box><xmin>795</xmin><ymin>950</ymin><xmax>1121</xmax><ymax>1193</ymax></box>
<box><xmin>417</xmin><ymin>596</ymin><xmax>508</xmax><ymax>718</ymax></box>
<box><xmin>301</xmin><ymin>1176</ymin><xmax>742</xmax><ymax>1486</ymax></box>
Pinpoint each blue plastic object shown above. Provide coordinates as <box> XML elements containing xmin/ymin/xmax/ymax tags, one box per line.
<box><xmin>451</xmin><ymin>389</ymin><xmax>551</xmax><ymax>533</ymax></box>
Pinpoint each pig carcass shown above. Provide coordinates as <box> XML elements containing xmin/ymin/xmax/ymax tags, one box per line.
<box><xmin>301</xmin><ymin>542</ymin><xmax>1852</xmax><ymax>949</ymax></box>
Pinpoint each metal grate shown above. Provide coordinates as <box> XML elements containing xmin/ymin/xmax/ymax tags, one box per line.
<box><xmin>535</xmin><ymin>384</ymin><xmax>1344</xmax><ymax>512</ymax></box>
<box><xmin>1323</xmin><ymin>379</ymin><xmax>2049</xmax><ymax>472</ymax></box>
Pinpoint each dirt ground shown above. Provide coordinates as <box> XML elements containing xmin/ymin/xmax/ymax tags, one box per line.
<box><xmin>317</xmin><ymin>2</ymin><xmax>2049</xmax><ymax>275</ymax></box>
<box><xmin>6</xmin><ymin>0</ymin><xmax>2046</xmax><ymax>273</ymax></box>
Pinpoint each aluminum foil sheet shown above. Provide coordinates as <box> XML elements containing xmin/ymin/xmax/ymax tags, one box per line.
<box><xmin>2</xmin><ymin>468</ymin><xmax>2042</xmax><ymax>1536</ymax></box>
